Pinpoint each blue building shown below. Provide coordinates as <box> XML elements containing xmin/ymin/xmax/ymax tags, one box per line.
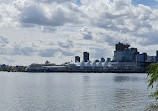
<box><xmin>136</xmin><ymin>53</ymin><xmax>147</xmax><ymax>63</ymax></box>
<box><xmin>113</xmin><ymin>43</ymin><xmax>138</xmax><ymax>62</ymax></box>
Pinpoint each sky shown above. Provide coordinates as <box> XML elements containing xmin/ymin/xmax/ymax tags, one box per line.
<box><xmin>0</xmin><ymin>0</ymin><xmax>158</xmax><ymax>65</ymax></box>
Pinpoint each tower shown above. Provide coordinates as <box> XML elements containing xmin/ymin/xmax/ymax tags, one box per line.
<box><xmin>75</xmin><ymin>56</ymin><xmax>80</xmax><ymax>62</ymax></box>
<box><xmin>83</xmin><ymin>52</ymin><xmax>89</xmax><ymax>62</ymax></box>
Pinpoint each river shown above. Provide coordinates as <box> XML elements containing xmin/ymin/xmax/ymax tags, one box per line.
<box><xmin>0</xmin><ymin>72</ymin><xmax>156</xmax><ymax>111</ymax></box>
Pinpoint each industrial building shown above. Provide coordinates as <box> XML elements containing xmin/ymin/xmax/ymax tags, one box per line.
<box><xmin>115</xmin><ymin>42</ymin><xmax>130</xmax><ymax>51</ymax></box>
<box><xmin>113</xmin><ymin>43</ymin><xmax>138</xmax><ymax>62</ymax></box>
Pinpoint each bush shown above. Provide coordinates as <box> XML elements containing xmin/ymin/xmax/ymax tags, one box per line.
<box><xmin>147</xmin><ymin>63</ymin><xmax>158</xmax><ymax>99</ymax></box>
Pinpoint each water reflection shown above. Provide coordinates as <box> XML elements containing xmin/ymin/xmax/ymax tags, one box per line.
<box><xmin>113</xmin><ymin>75</ymin><xmax>139</xmax><ymax>82</ymax></box>
<box><xmin>0</xmin><ymin>72</ymin><xmax>154</xmax><ymax>111</ymax></box>
<box><xmin>83</xmin><ymin>76</ymin><xmax>90</xmax><ymax>82</ymax></box>
<box><xmin>113</xmin><ymin>88</ymin><xmax>139</xmax><ymax>110</ymax></box>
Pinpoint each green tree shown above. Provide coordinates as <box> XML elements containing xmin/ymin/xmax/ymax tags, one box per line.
<box><xmin>147</xmin><ymin>63</ymin><xmax>158</xmax><ymax>99</ymax></box>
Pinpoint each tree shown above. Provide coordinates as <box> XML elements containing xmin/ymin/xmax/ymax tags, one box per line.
<box><xmin>146</xmin><ymin>63</ymin><xmax>158</xmax><ymax>99</ymax></box>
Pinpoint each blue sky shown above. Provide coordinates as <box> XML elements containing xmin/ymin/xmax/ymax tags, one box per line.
<box><xmin>75</xmin><ymin>0</ymin><xmax>158</xmax><ymax>8</ymax></box>
<box><xmin>76</xmin><ymin>0</ymin><xmax>81</xmax><ymax>5</ymax></box>
<box><xmin>132</xmin><ymin>0</ymin><xmax>158</xmax><ymax>8</ymax></box>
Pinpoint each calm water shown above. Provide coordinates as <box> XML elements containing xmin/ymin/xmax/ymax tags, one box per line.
<box><xmin>0</xmin><ymin>72</ymin><xmax>156</xmax><ymax>111</ymax></box>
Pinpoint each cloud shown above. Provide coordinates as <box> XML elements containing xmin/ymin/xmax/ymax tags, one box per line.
<box><xmin>80</xmin><ymin>0</ymin><xmax>158</xmax><ymax>46</ymax></box>
<box><xmin>0</xmin><ymin>0</ymin><xmax>85</xmax><ymax>28</ymax></box>
<box><xmin>90</xmin><ymin>47</ymin><xmax>110</xmax><ymax>59</ymax></box>
<box><xmin>12</xmin><ymin>0</ymin><xmax>84</xmax><ymax>27</ymax></box>
<box><xmin>0</xmin><ymin>34</ymin><xmax>75</xmax><ymax>59</ymax></box>
<box><xmin>38</xmin><ymin>48</ymin><xmax>74</xmax><ymax>57</ymax></box>
<box><xmin>0</xmin><ymin>0</ymin><xmax>158</xmax><ymax>65</ymax></box>
<box><xmin>80</xmin><ymin>26</ymin><xmax>93</xmax><ymax>40</ymax></box>
<box><xmin>82</xmin><ymin>0</ymin><xmax>155</xmax><ymax>33</ymax></box>
<box><xmin>1</xmin><ymin>0</ymin><xmax>157</xmax><ymax>37</ymax></box>
<box><xmin>12</xmin><ymin>44</ymin><xmax>35</xmax><ymax>56</ymax></box>
<box><xmin>58</xmin><ymin>39</ymin><xmax>73</xmax><ymax>48</ymax></box>
<box><xmin>0</xmin><ymin>35</ymin><xmax>9</xmax><ymax>46</ymax></box>
<box><xmin>137</xmin><ymin>30</ymin><xmax>158</xmax><ymax>45</ymax></box>
<box><xmin>0</xmin><ymin>3</ymin><xmax>20</xmax><ymax>27</ymax></box>
<box><xmin>38</xmin><ymin>48</ymin><xmax>58</xmax><ymax>57</ymax></box>
<box><xmin>36</xmin><ymin>0</ymin><xmax>77</xmax><ymax>3</ymax></box>
<box><xmin>40</xmin><ymin>26</ymin><xmax>56</xmax><ymax>33</ymax></box>
<box><xmin>0</xmin><ymin>38</ymin><xmax>35</xmax><ymax>56</ymax></box>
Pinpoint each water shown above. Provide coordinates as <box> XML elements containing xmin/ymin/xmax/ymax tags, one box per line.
<box><xmin>0</xmin><ymin>72</ymin><xmax>156</xmax><ymax>111</ymax></box>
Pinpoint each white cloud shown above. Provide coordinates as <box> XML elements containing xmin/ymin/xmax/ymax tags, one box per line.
<box><xmin>40</xmin><ymin>26</ymin><xmax>56</xmax><ymax>33</ymax></box>
<box><xmin>13</xmin><ymin>0</ymin><xmax>84</xmax><ymax>27</ymax></box>
<box><xmin>0</xmin><ymin>34</ymin><xmax>76</xmax><ymax>64</ymax></box>
<box><xmin>0</xmin><ymin>0</ymin><xmax>85</xmax><ymax>28</ymax></box>
<box><xmin>0</xmin><ymin>35</ymin><xmax>9</xmax><ymax>46</ymax></box>
<box><xmin>82</xmin><ymin>0</ymin><xmax>155</xmax><ymax>33</ymax></box>
<box><xmin>0</xmin><ymin>3</ymin><xmax>20</xmax><ymax>27</ymax></box>
<box><xmin>80</xmin><ymin>26</ymin><xmax>93</xmax><ymax>40</ymax></box>
<box><xmin>0</xmin><ymin>0</ymin><xmax>158</xmax><ymax>65</ymax></box>
<box><xmin>36</xmin><ymin>0</ymin><xmax>77</xmax><ymax>3</ymax></box>
<box><xmin>58</xmin><ymin>39</ymin><xmax>73</xmax><ymax>48</ymax></box>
